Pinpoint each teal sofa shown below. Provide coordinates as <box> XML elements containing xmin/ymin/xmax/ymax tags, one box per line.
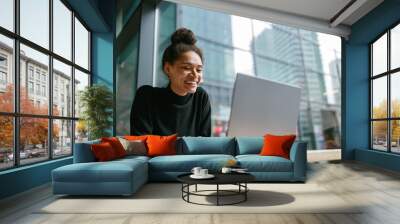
<box><xmin>52</xmin><ymin>137</ymin><xmax>307</xmax><ymax>196</ymax></box>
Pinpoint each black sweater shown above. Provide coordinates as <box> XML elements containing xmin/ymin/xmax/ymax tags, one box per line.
<box><xmin>130</xmin><ymin>84</ymin><xmax>211</xmax><ymax>137</ymax></box>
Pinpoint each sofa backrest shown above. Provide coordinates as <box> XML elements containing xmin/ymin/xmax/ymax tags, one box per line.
<box><xmin>73</xmin><ymin>139</ymin><xmax>100</xmax><ymax>163</ymax></box>
<box><xmin>177</xmin><ymin>137</ymin><xmax>236</xmax><ymax>155</ymax></box>
<box><xmin>235</xmin><ymin>137</ymin><xmax>264</xmax><ymax>155</ymax></box>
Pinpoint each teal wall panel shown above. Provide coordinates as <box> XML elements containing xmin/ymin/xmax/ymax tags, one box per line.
<box><xmin>92</xmin><ymin>32</ymin><xmax>114</xmax><ymax>88</ymax></box>
<box><xmin>0</xmin><ymin>158</ymin><xmax>72</xmax><ymax>199</ymax></box>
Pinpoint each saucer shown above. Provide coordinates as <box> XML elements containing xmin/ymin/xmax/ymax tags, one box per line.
<box><xmin>190</xmin><ymin>174</ymin><xmax>215</xmax><ymax>179</ymax></box>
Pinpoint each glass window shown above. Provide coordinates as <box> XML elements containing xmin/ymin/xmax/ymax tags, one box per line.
<box><xmin>231</xmin><ymin>16</ymin><xmax>253</xmax><ymax>51</ymax></box>
<box><xmin>28</xmin><ymin>81</ymin><xmax>34</xmax><ymax>93</ymax></box>
<box><xmin>156</xmin><ymin>2</ymin><xmax>342</xmax><ymax>149</ymax></box>
<box><xmin>53</xmin><ymin>0</ymin><xmax>72</xmax><ymax>60</ymax></box>
<box><xmin>391</xmin><ymin>120</ymin><xmax>400</xmax><ymax>153</ymax></box>
<box><xmin>154</xmin><ymin>1</ymin><xmax>176</xmax><ymax>87</ymax></box>
<box><xmin>53</xmin><ymin>119</ymin><xmax>72</xmax><ymax>158</ymax></box>
<box><xmin>256</xmin><ymin>57</ymin><xmax>299</xmax><ymax>86</ymax></box>
<box><xmin>54</xmin><ymin>89</ymin><xmax>58</xmax><ymax>101</ymax></box>
<box><xmin>29</xmin><ymin>67</ymin><xmax>34</xmax><ymax>79</ymax></box>
<box><xmin>42</xmin><ymin>85</ymin><xmax>46</xmax><ymax>96</ymax></box>
<box><xmin>372</xmin><ymin>121</ymin><xmax>387</xmax><ymax>151</ymax></box>
<box><xmin>0</xmin><ymin>55</ymin><xmax>7</xmax><ymax>67</ymax></box>
<box><xmin>20</xmin><ymin>44</ymin><xmax>49</xmax><ymax>115</ymax></box>
<box><xmin>36</xmin><ymin>83</ymin><xmax>40</xmax><ymax>95</ymax></box>
<box><xmin>19</xmin><ymin>117</ymin><xmax>49</xmax><ymax>165</ymax></box>
<box><xmin>74</xmin><ymin>17</ymin><xmax>89</xmax><ymax>70</ymax></box>
<box><xmin>391</xmin><ymin>24</ymin><xmax>400</xmax><ymax>70</ymax></box>
<box><xmin>35</xmin><ymin>70</ymin><xmax>40</xmax><ymax>80</ymax></box>
<box><xmin>20</xmin><ymin>0</ymin><xmax>49</xmax><ymax>49</ymax></box>
<box><xmin>53</xmin><ymin>59</ymin><xmax>72</xmax><ymax>117</ymax></box>
<box><xmin>371</xmin><ymin>24</ymin><xmax>400</xmax><ymax>153</ymax></box>
<box><xmin>372</xmin><ymin>77</ymin><xmax>387</xmax><ymax>119</ymax></box>
<box><xmin>0</xmin><ymin>116</ymin><xmax>13</xmax><ymax>170</ymax></box>
<box><xmin>74</xmin><ymin>69</ymin><xmax>89</xmax><ymax>118</ymax></box>
<box><xmin>0</xmin><ymin>34</ymin><xmax>14</xmax><ymax>113</ymax></box>
<box><xmin>116</xmin><ymin>13</ymin><xmax>140</xmax><ymax>135</ymax></box>
<box><xmin>75</xmin><ymin>120</ymin><xmax>88</xmax><ymax>143</ymax></box>
<box><xmin>391</xmin><ymin>72</ymin><xmax>400</xmax><ymax>118</ymax></box>
<box><xmin>0</xmin><ymin>0</ymin><xmax>14</xmax><ymax>31</ymax></box>
<box><xmin>0</xmin><ymin>71</ymin><xmax>6</xmax><ymax>84</ymax></box>
<box><xmin>233</xmin><ymin>49</ymin><xmax>254</xmax><ymax>75</ymax></box>
<box><xmin>372</xmin><ymin>34</ymin><xmax>387</xmax><ymax>76</ymax></box>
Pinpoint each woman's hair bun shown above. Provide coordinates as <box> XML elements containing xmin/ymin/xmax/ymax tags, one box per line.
<box><xmin>171</xmin><ymin>28</ymin><xmax>197</xmax><ymax>45</ymax></box>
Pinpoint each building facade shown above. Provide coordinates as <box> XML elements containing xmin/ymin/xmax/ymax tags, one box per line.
<box><xmin>0</xmin><ymin>41</ymin><xmax>74</xmax><ymax>156</ymax></box>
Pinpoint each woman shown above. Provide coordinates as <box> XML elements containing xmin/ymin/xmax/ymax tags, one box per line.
<box><xmin>130</xmin><ymin>28</ymin><xmax>211</xmax><ymax>137</ymax></box>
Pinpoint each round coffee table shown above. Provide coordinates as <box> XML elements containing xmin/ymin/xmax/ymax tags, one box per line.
<box><xmin>177</xmin><ymin>172</ymin><xmax>255</xmax><ymax>206</ymax></box>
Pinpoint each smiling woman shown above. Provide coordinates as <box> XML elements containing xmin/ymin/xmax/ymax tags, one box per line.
<box><xmin>130</xmin><ymin>28</ymin><xmax>211</xmax><ymax>137</ymax></box>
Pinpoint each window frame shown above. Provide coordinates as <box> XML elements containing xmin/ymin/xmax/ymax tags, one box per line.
<box><xmin>370</xmin><ymin>20</ymin><xmax>400</xmax><ymax>154</ymax></box>
<box><xmin>0</xmin><ymin>0</ymin><xmax>92</xmax><ymax>171</ymax></box>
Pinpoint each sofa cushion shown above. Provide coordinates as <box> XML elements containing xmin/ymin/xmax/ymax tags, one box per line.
<box><xmin>101</xmin><ymin>137</ymin><xmax>127</xmax><ymax>158</ymax></box>
<box><xmin>52</xmin><ymin>158</ymin><xmax>147</xmax><ymax>183</ymax></box>
<box><xmin>178</xmin><ymin>137</ymin><xmax>236</xmax><ymax>155</ymax></box>
<box><xmin>260</xmin><ymin>134</ymin><xmax>296</xmax><ymax>159</ymax></box>
<box><xmin>91</xmin><ymin>142</ymin><xmax>118</xmax><ymax>161</ymax></box>
<box><xmin>147</xmin><ymin>134</ymin><xmax>177</xmax><ymax>157</ymax></box>
<box><xmin>235</xmin><ymin>137</ymin><xmax>263</xmax><ymax>155</ymax></box>
<box><xmin>236</xmin><ymin>155</ymin><xmax>293</xmax><ymax>172</ymax></box>
<box><xmin>118</xmin><ymin>137</ymin><xmax>147</xmax><ymax>156</ymax></box>
<box><xmin>148</xmin><ymin>154</ymin><xmax>235</xmax><ymax>172</ymax></box>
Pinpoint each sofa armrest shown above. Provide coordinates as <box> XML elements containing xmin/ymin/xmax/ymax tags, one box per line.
<box><xmin>289</xmin><ymin>141</ymin><xmax>308</xmax><ymax>181</ymax></box>
<box><xmin>73</xmin><ymin>140</ymin><xmax>100</xmax><ymax>163</ymax></box>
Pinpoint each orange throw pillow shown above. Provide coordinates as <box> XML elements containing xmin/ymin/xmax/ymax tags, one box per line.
<box><xmin>101</xmin><ymin>137</ymin><xmax>127</xmax><ymax>158</ymax></box>
<box><xmin>260</xmin><ymin>134</ymin><xmax>296</xmax><ymax>159</ymax></box>
<box><xmin>124</xmin><ymin>135</ymin><xmax>148</xmax><ymax>141</ymax></box>
<box><xmin>146</xmin><ymin>134</ymin><xmax>177</xmax><ymax>157</ymax></box>
<box><xmin>91</xmin><ymin>142</ymin><xmax>117</xmax><ymax>161</ymax></box>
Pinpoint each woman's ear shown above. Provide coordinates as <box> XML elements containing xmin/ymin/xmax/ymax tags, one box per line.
<box><xmin>163</xmin><ymin>63</ymin><xmax>171</xmax><ymax>78</ymax></box>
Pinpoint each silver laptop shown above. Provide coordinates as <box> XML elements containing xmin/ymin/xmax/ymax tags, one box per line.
<box><xmin>227</xmin><ymin>73</ymin><xmax>301</xmax><ymax>137</ymax></box>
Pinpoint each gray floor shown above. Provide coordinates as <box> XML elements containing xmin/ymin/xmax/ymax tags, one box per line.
<box><xmin>1</xmin><ymin>150</ymin><xmax>400</xmax><ymax>224</ymax></box>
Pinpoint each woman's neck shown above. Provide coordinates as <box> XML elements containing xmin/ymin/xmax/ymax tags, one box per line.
<box><xmin>170</xmin><ymin>83</ymin><xmax>187</xmax><ymax>96</ymax></box>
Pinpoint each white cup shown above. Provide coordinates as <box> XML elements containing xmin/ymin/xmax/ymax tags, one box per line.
<box><xmin>221</xmin><ymin>167</ymin><xmax>232</xmax><ymax>174</ymax></box>
<box><xmin>200</xmin><ymin>169</ymin><xmax>208</xmax><ymax>176</ymax></box>
<box><xmin>191</xmin><ymin>167</ymin><xmax>202</xmax><ymax>176</ymax></box>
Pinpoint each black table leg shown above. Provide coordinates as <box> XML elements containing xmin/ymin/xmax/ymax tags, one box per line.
<box><xmin>187</xmin><ymin>184</ymin><xmax>190</xmax><ymax>202</ymax></box>
<box><xmin>181</xmin><ymin>184</ymin><xmax>183</xmax><ymax>199</ymax></box>
<box><xmin>245</xmin><ymin>183</ymin><xmax>247</xmax><ymax>201</ymax></box>
<box><xmin>217</xmin><ymin>184</ymin><xmax>219</xmax><ymax>206</ymax></box>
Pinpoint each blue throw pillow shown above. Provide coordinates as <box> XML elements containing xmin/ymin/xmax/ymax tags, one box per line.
<box><xmin>235</xmin><ymin>137</ymin><xmax>264</xmax><ymax>155</ymax></box>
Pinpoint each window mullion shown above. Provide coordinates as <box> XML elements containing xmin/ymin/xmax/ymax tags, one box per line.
<box><xmin>14</xmin><ymin>0</ymin><xmax>21</xmax><ymax>167</ymax></box>
<box><xmin>49</xmin><ymin>0</ymin><xmax>53</xmax><ymax>160</ymax></box>
<box><xmin>370</xmin><ymin>45</ymin><xmax>373</xmax><ymax>149</ymax></box>
<box><xmin>71</xmin><ymin>11</ymin><xmax>76</xmax><ymax>155</ymax></box>
<box><xmin>388</xmin><ymin>29</ymin><xmax>391</xmax><ymax>152</ymax></box>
